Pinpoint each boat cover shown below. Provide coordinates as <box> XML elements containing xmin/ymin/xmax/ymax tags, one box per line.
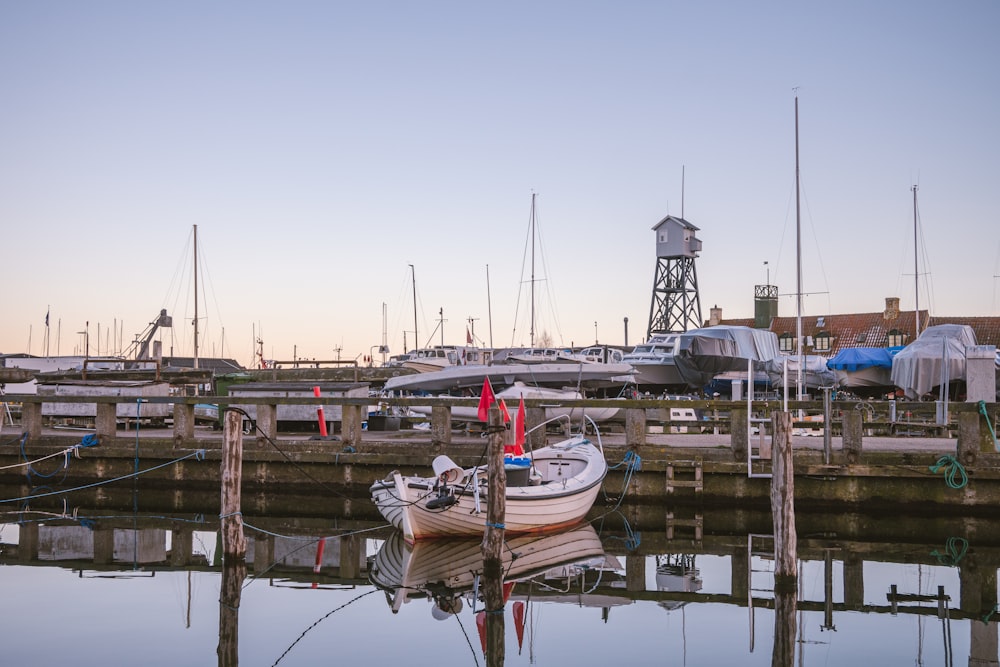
<box><xmin>890</xmin><ymin>324</ymin><xmax>978</xmax><ymax>399</ymax></box>
<box><xmin>826</xmin><ymin>347</ymin><xmax>895</xmax><ymax>371</ymax></box>
<box><xmin>674</xmin><ymin>325</ymin><xmax>781</xmax><ymax>388</ymax></box>
<box><xmin>763</xmin><ymin>354</ymin><xmax>837</xmax><ymax>389</ymax></box>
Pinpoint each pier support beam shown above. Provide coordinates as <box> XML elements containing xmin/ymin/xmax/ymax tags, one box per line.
<box><xmin>170</xmin><ymin>528</ymin><xmax>194</xmax><ymax>567</ymax></box>
<box><xmin>341</xmin><ymin>404</ymin><xmax>363</xmax><ymax>447</ymax></box>
<box><xmin>173</xmin><ymin>403</ymin><xmax>195</xmax><ymax>446</ymax></box>
<box><xmin>771</xmin><ymin>411</ymin><xmax>797</xmax><ymax>588</ymax></box>
<box><xmin>731</xmin><ymin>408</ymin><xmax>748</xmax><ymax>462</ymax></box>
<box><xmin>21</xmin><ymin>402</ymin><xmax>42</xmax><ymax>439</ymax></box>
<box><xmin>527</xmin><ymin>407</ymin><xmax>546</xmax><ymax>449</ymax></box>
<box><xmin>957</xmin><ymin>410</ymin><xmax>985</xmax><ymax>466</ymax></box>
<box><xmin>843</xmin><ymin>551</ymin><xmax>864</xmax><ymax>607</ymax></box>
<box><xmin>95</xmin><ymin>403</ymin><xmax>117</xmax><ymax>440</ymax></box>
<box><xmin>255</xmin><ymin>404</ymin><xmax>277</xmax><ymax>446</ymax></box>
<box><xmin>842</xmin><ymin>411</ymin><xmax>863</xmax><ymax>464</ymax></box>
<box><xmin>339</xmin><ymin>533</ymin><xmax>362</xmax><ymax>580</ymax></box>
<box><xmin>625</xmin><ymin>407</ymin><xmax>646</xmax><ymax>451</ymax></box>
<box><xmin>430</xmin><ymin>406</ymin><xmax>451</xmax><ymax>447</ymax></box>
<box><xmin>93</xmin><ymin>528</ymin><xmax>114</xmax><ymax>565</ymax></box>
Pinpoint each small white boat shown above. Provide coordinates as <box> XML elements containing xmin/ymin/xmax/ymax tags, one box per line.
<box><xmin>382</xmin><ymin>361</ymin><xmax>635</xmax><ymax>393</ymax></box>
<box><xmin>370</xmin><ymin>428</ymin><xmax>608</xmax><ymax>542</ymax></box>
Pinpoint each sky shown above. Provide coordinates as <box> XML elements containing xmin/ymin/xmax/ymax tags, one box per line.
<box><xmin>2</xmin><ymin>1</ymin><xmax>998</xmax><ymax>369</ymax></box>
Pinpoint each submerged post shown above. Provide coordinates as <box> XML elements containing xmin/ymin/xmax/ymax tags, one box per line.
<box><xmin>771</xmin><ymin>411</ymin><xmax>797</xmax><ymax>588</ymax></box>
<box><xmin>221</xmin><ymin>409</ymin><xmax>246</xmax><ymax>560</ymax></box>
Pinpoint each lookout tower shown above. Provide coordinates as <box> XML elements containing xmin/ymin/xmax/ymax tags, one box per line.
<box><xmin>646</xmin><ymin>215</ymin><xmax>703</xmax><ymax>338</ymax></box>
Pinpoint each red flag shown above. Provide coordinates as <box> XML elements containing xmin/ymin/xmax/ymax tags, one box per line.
<box><xmin>513</xmin><ymin>600</ymin><xmax>526</xmax><ymax>650</ymax></box>
<box><xmin>476</xmin><ymin>611</ymin><xmax>487</xmax><ymax>653</ymax></box>
<box><xmin>466</xmin><ymin>326</ymin><xmax>473</xmax><ymax>344</ymax></box>
<box><xmin>513</xmin><ymin>394</ymin><xmax>526</xmax><ymax>455</ymax></box>
<box><xmin>477</xmin><ymin>377</ymin><xmax>496</xmax><ymax>422</ymax></box>
<box><xmin>497</xmin><ymin>398</ymin><xmax>511</xmax><ymax>423</ymax></box>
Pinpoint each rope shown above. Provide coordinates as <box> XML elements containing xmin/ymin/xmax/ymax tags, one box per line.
<box><xmin>0</xmin><ymin>449</ymin><xmax>206</xmax><ymax>504</ymax></box>
<box><xmin>928</xmin><ymin>455</ymin><xmax>968</xmax><ymax>489</ymax></box>
<box><xmin>931</xmin><ymin>537</ymin><xmax>968</xmax><ymax>566</ymax></box>
<box><xmin>979</xmin><ymin>401</ymin><xmax>998</xmax><ymax>451</ymax></box>
<box><xmin>604</xmin><ymin>450</ymin><xmax>641</xmax><ymax>511</ymax></box>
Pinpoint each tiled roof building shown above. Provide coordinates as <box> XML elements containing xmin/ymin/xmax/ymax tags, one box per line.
<box><xmin>711</xmin><ymin>296</ymin><xmax>1000</xmax><ymax>357</ymax></box>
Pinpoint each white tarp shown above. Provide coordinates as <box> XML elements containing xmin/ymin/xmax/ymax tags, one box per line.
<box><xmin>890</xmin><ymin>324</ymin><xmax>977</xmax><ymax>399</ymax></box>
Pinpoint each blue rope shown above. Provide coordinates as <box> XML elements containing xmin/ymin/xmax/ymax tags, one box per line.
<box><xmin>605</xmin><ymin>450</ymin><xmax>642</xmax><ymax>511</ymax></box>
<box><xmin>928</xmin><ymin>455</ymin><xmax>968</xmax><ymax>489</ymax></box>
<box><xmin>485</xmin><ymin>522</ymin><xmax>505</xmax><ymax>529</ymax></box>
<box><xmin>979</xmin><ymin>401</ymin><xmax>998</xmax><ymax>451</ymax></box>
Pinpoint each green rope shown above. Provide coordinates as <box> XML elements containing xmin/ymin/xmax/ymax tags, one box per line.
<box><xmin>930</xmin><ymin>536</ymin><xmax>968</xmax><ymax>566</ymax></box>
<box><xmin>929</xmin><ymin>455</ymin><xmax>968</xmax><ymax>489</ymax></box>
<box><xmin>979</xmin><ymin>401</ymin><xmax>998</xmax><ymax>451</ymax></box>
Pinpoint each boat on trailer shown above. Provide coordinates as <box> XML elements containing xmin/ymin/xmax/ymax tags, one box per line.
<box><xmin>370</xmin><ymin>418</ymin><xmax>608</xmax><ymax>543</ymax></box>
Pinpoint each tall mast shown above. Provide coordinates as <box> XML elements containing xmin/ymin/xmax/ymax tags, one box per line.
<box><xmin>486</xmin><ymin>264</ymin><xmax>494</xmax><ymax>349</ymax></box>
<box><xmin>193</xmin><ymin>224</ymin><xmax>199</xmax><ymax>370</ymax></box>
<box><xmin>912</xmin><ymin>185</ymin><xmax>920</xmax><ymax>337</ymax></box>
<box><xmin>529</xmin><ymin>192</ymin><xmax>537</xmax><ymax>348</ymax></box>
<box><xmin>409</xmin><ymin>264</ymin><xmax>418</xmax><ymax>350</ymax></box>
<box><xmin>794</xmin><ymin>96</ymin><xmax>804</xmax><ymax>400</ymax></box>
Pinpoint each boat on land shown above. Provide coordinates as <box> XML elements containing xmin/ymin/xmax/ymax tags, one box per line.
<box><xmin>381</xmin><ymin>361</ymin><xmax>635</xmax><ymax>393</ymax></box>
<box><xmin>369</xmin><ymin>522</ymin><xmax>609</xmax><ymax>615</ymax></box>
<box><xmin>370</xmin><ymin>423</ymin><xmax>608</xmax><ymax>542</ymax></box>
<box><xmin>890</xmin><ymin>324</ymin><xmax>979</xmax><ymax>400</ymax></box>
<box><xmin>407</xmin><ymin>381</ymin><xmax>622</xmax><ymax>424</ymax></box>
<box><xmin>827</xmin><ymin>347</ymin><xmax>899</xmax><ymax>396</ymax></box>
<box><xmin>763</xmin><ymin>354</ymin><xmax>838</xmax><ymax>393</ymax></box>
<box><xmin>673</xmin><ymin>325</ymin><xmax>781</xmax><ymax>390</ymax></box>
<box><xmin>621</xmin><ymin>333</ymin><xmax>685</xmax><ymax>389</ymax></box>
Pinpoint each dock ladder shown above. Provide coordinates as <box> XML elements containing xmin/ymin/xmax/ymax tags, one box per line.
<box><xmin>746</xmin><ymin>359</ymin><xmax>773</xmax><ymax>479</ymax></box>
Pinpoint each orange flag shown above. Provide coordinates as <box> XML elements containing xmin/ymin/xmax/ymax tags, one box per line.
<box><xmin>477</xmin><ymin>377</ymin><xmax>496</xmax><ymax>422</ymax></box>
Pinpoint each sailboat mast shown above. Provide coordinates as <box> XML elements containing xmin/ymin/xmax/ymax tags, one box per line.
<box><xmin>486</xmin><ymin>264</ymin><xmax>494</xmax><ymax>349</ymax></box>
<box><xmin>794</xmin><ymin>96</ymin><xmax>804</xmax><ymax>400</ymax></box>
<box><xmin>912</xmin><ymin>185</ymin><xmax>920</xmax><ymax>337</ymax></box>
<box><xmin>410</xmin><ymin>264</ymin><xmax>418</xmax><ymax>351</ymax></box>
<box><xmin>193</xmin><ymin>224</ymin><xmax>199</xmax><ymax>370</ymax></box>
<box><xmin>530</xmin><ymin>192</ymin><xmax>537</xmax><ymax>348</ymax></box>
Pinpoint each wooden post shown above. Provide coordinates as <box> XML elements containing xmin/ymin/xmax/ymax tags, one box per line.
<box><xmin>842</xmin><ymin>410</ymin><xmax>863</xmax><ymax>464</ymax></box>
<box><xmin>731</xmin><ymin>407</ymin><xmax>748</xmax><ymax>461</ymax></box>
<box><xmin>481</xmin><ymin>405</ymin><xmax>506</xmax><ymax>665</ymax></box>
<box><xmin>21</xmin><ymin>401</ymin><xmax>42</xmax><ymax>439</ymax></box>
<box><xmin>771</xmin><ymin>411</ymin><xmax>797</xmax><ymax>588</ymax></box>
<box><xmin>771</xmin><ymin>587</ymin><xmax>797</xmax><ymax>667</ymax></box>
<box><xmin>95</xmin><ymin>402</ymin><xmax>117</xmax><ymax>439</ymax></box>
<box><xmin>430</xmin><ymin>405</ymin><xmax>452</xmax><ymax>448</ymax></box>
<box><xmin>221</xmin><ymin>409</ymin><xmax>246</xmax><ymax>560</ymax></box>
<box><xmin>624</xmin><ymin>407</ymin><xmax>646</xmax><ymax>449</ymax></box>
<box><xmin>956</xmin><ymin>409</ymin><xmax>983</xmax><ymax>466</ymax></box>
<box><xmin>173</xmin><ymin>403</ymin><xmax>195</xmax><ymax>446</ymax></box>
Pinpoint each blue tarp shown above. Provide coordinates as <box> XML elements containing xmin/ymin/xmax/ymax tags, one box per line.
<box><xmin>826</xmin><ymin>347</ymin><xmax>896</xmax><ymax>372</ymax></box>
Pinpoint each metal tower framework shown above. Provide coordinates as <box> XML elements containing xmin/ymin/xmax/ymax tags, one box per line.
<box><xmin>647</xmin><ymin>256</ymin><xmax>702</xmax><ymax>337</ymax></box>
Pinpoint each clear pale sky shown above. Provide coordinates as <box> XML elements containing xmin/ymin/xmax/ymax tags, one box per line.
<box><xmin>2</xmin><ymin>1</ymin><xmax>998</xmax><ymax>368</ymax></box>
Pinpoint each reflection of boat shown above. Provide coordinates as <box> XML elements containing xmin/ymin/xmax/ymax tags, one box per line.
<box><xmin>673</xmin><ymin>325</ymin><xmax>781</xmax><ymax>389</ymax></box>
<box><xmin>621</xmin><ymin>333</ymin><xmax>685</xmax><ymax>389</ymax></box>
<box><xmin>369</xmin><ymin>523</ymin><xmax>608</xmax><ymax>614</ymax></box>
<box><xmin>655</xmin><ymin>554</ymin><xmax>703</xmax><ymax>611</ymax></box>
<box><xmin>827</xmin><ymin>347</ymin><xmax>898</xmax><ymax>396</ymax></box>
<box><xmin>408</xmin><ymin>381</ymin><xmax>621</xmax><ymax>424</ymax></box>
<box><xmin>370</xmin><ymin>430</ymin><xmax>607</xmax><ymax>542</ymax></box>
<box><xmin>890</xmin><ymin>324</ymin><xmax>978</xmax><ymax>399</ymax></box>
<box><xmin>382</xmin><ymin>361</ymin><xmax>635</xmax><ymax>393</ymax></box>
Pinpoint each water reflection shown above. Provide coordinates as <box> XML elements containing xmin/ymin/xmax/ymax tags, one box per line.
<box><xmin>0</xmin><ymin>494</ymin><xmax>997</xmax><ymax>666</ymax></box>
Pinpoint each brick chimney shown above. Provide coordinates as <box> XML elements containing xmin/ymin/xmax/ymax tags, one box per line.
<box><xmin>709</xmin><ymin>305</ymin><xmax>722</xmax><ymax>326</ymax></box>
<box><xmin>884</xmin><ymin>297</ymin><xmax>900</xmax><ymax>321</ymax></box>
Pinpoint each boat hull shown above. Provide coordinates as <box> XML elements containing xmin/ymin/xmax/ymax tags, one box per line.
<box><xmin>370</xmin><ymin>437</ymin><xmax>607</xmax><ymax>542</ymax></box>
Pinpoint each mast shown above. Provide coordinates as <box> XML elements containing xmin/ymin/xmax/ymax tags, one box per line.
<box><xmin>912</xmin><ymin>185</ymin><xmax>920</xmax><ymax>337</ymax></box>
<box><xmin>794</xmin><ymin>95</ymin><xmax>804</xmax><ymax>400</ymax></box>
<box><xmin>529</xmin><ymin>193</ymin><xmax>537</xmax><ymax>348</ymax></box>
<box><xmin>486</xmin><ymin>264</ymin><xmax>494</xmax><ymax>349</ymax></box>
<box><xmin>193</xmin><ymin>224</ymin><xmax>199</xmax><ymax>370</ymax></box>
<box><xmin>409</xmin><ymin>264</ymin><xmax>418</xmax><ymax>351</ymax></box>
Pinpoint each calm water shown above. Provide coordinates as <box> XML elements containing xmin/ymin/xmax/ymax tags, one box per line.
<box><xmin>0</xmin><ymin>498</ymin><xmax>997</xmax><ymax>667</ymax></box>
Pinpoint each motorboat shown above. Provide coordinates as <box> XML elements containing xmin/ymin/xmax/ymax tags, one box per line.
<box><xmin>673</xmin><ymin>325</ymin><xmax>781</xmax><ymax>390</ymax></box>
<box><xmin>890</xmin><ymin>324</ymin><xmax>979</xmax><ymax>400</ymax></box>
<box><xmin>382</xmin><ymin>361</ymin><xmax>635</xmax><ymax>393</ymax></box>
<box><xmin>763</xmin><ymin>354</ymin><xmax>838</xmax><ymax>393</ymax></box>
<box><xmin>370</xmin><ymin>427</ymin><xmax>607</xmax><ymax>542</ymax></box>
<box><xmin>826</xmin><ymin>347</ymin><xmax>898</xmax><ymax>396</ymax></box>
<box><xmin>621</xmin><ymin>333</ymin><xmax>685</xmax><ymax>389</ymax></box>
